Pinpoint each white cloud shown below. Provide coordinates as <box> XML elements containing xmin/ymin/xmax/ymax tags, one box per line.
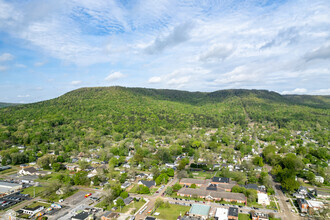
<box><xmin>0</xmin><ymin>53</ymin><xmax>14</xmax><ymax>62</ymax></box>
<box><xmin>34</xmin><ymin>61</ymin><xmax>47</xmax><ymax>67</ymax></box>
<box><xmin>17</xmin><ymin>94</ymin><xmax>30</xmax><ymax>98</ymax></box>
<box><xmin>0</xmin><ymin>65</ymin><xmax>8</xmax><ymax>71</ymax></box>
<box><xmin>148</xmin><ymin>76</ymin><xmax>162</xmax><ymax>84</ymax></box>
<box><xmin>311</xmin><ymin>88</ymin><xmax>330</xmax><ymax>95</ymax></box>
<box><xmin>71</xmin><ymin>80</ymin><xmax>82</xmax><ymax>86</ymax></box>
<box><xmin>105</xmin><ymin>71</ymin><xmax>125</xmax><ymax>81</ymax></box>
<box><xmin>281</xmin><ymin>88</ymin><xmax>307</xmax><ymax>94</ymax></box>
<box><xmin>199</xmin><ymin>44</ymin><xmax>234</xmax><ymax>62</ymax></box>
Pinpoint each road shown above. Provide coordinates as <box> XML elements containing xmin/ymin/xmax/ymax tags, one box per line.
<box><xmin>265</xmin><ymin>165</ymin><xmax>302</xmax><ymax>220</ymax></box>
<box><xmin>133</xmin><ymin>176</ymin><xmax>178</xmax><ymax>219</ymax></box>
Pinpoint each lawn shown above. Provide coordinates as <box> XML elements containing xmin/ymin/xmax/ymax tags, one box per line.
<box><xmin>238</xmin><ymin>213</ymin><xmax>251</xmax><ymax>220</ymax></box>
<box><xmin>118</xmin><ymin>199</ymin><xmax>146</xmax><ymax>214</ymax></box>
<box><xmin>25</xmin><ymin>201</ymin><xmax>51</xmax><ymax>209</ymax></box>
<box><xmin>21</xmin><ymin>186</ymin><xmax>46</xmax><ymax>197</ymax></box>
<box><xmin>152</xmin><ymin>204</ymin><xmax>190</xmax><ymax>220</ymax></box>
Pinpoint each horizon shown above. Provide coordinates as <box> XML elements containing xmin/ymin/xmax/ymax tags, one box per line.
<box><xmin>1</xmin><ymin>0</ymin><xmax>330</xmax><ymax>103</ymax></box>
<box><xmin>1</xmin><ymin>86</ymin><xmax>329</xmax><ymax>105</ymax></box>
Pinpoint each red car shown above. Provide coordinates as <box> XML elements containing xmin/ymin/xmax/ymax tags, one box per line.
<box><xmin>84</xmin><ymin>193</ymin><xmax>92</xmax><ymax>198</ymax></box>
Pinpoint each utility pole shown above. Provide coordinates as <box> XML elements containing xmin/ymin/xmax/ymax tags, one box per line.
<box><xmin>34</xmin><ymin>187</ymin><xmax>35</xmax><ymax>198</ymax></box>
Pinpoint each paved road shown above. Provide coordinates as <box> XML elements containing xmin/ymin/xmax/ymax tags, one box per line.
<box><xmin>133</xmin><ymin>177</ymin><xmax>178</xmax><ymax>219</ymax></box>
<box><xmin>265</xmin><ymin>165</ymin><xmax>302</xmax><ymax>220</ymax></box>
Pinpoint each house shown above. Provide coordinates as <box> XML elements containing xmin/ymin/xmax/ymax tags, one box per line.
<box><xmin>180</xmin><ymin>178</ymin><xmax>206</xmax><ymax>187</ymax></box>
<box><xmin>19</xmin><ymin>167</ymin><xmax>37</xmax><ymax>175</ymax></box>
<box><xmin>297</xmin><ymin>198</ymin><xmax>308</xmax><ymax>213</ymax></box>
<box><xmin>21</xmin><ymin>206</ymin><xmax>44</xmax><ymax>216</ymax></box>
<box><xmin>293</xmin><ymin>193</ymin><xmax>305</xmax><ymax>199</ymax></box>
<box><xmin>258</xmin><ymin>193</ymin><xmax>270</xmax><ymax>206</ymax></box>
<box><xmin>123</xmin><ymin>197</ymin><xmax>133</xmax><ymax>205</ymax></box>
<box><xmin>297</xmin><ymin>186</ymin><xmax>308</xmax><ymax>195</ymax></box>
<box><xmin>121</xmin><ymin>181</ymin><xmax>131</xmax><ymax>189</ymax></box>
<box><xmin>138</xmin><ymin>180</ymin><xmax>155</xmax><ymax>188</ymax></box>
<box><xmin>243</xmin><ymin>184</ymin><xmax>258</xmax><ymax>191</ymax></box>
<box><xmin>306</xmin><ymin>200</ymin><xmax>324</xmax><ymax>211</ymax></box>
<box><xmin>214</xmin><ymin>207</ymin><xmax>228</xmax><ymax>220</ymax></box>
<box><xmin>123</xmin><ymin>164</ymin><xmax>131</xmax><ymax>169</ymax></box>
<box><xmin>254</xmin><ymin>167</ymin><xmax>262</xmax><ymax>172</ymax></box>
<box><xmin>136</xmin><ymin>173</ymin><xmax>147</xmax><ymax>179</ymax></box>
<box><xmin>101</xmin><ymin>212</ymin><xmax>120</xmax><ymax>219</ymax></box>
<box><xmin>66</xmin><ymin>164</ymin><xmax>79</xmax><ymax>171</ymax></box>
<box><xmin>177</xmin><ymin>188</ymin><xmax>246</xmax><ymax>204</ymax></box>
<box><xmin>213</xmin><ymin>164</ymin><xmax>221</xmax><ymax>170</ymax></box>
<box><xmin>227</xmin><ymin>207</ymin><xmax>238</xmax><ymax>220</ymax></box>
<box><xmin>211</xmin><ymin>177</ymin><xmax>229</xmax><ymax>185</ymax></box>
<box><xmin>251</xmin><ymin>212</ymin><xmax>269</xmax><ymax>220</ymax></box>
<box><xmin>315</xmin><ymin>176</ymin><xmax>324</xmax><ymax>183</ymax></box>
<box><xmin>145</xmin><ymin>217</ymin><xmax>156</xmax><ymax>220</ymax></box>
<box><xmin>188</xmin><ymin>204</ymin><xmax>210</xmax><ymax>220</ymax></box>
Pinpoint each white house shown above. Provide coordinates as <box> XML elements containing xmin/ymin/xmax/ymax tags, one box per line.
<box><xmin>315</xmin><ymin>176</ymin><xmax>324</xmax><ymax>184</ymax></box>
<box><xmin>258</xmin><ymin>193</ymin><xmax>270</xmax><ymax>206</ymax></box>
<box><xmin>215</xmin><ymin>207</ymin><xmax>228</xmax><ymax>220</ymax></box>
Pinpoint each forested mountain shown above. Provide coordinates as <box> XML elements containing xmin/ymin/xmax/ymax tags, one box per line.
<box><xmin>0</xmin><ymin>87</ymin><xmax>329</xmax><ymax>151</ymax></box>
<box><xmin>0</xmin><ymin>102</ymin><xmax>19</xmax><ymax>108</ymax></box>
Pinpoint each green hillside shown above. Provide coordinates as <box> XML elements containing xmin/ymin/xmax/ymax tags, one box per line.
<box><xmin>0</xmin><ymin>87</ymin><xmax>329</xmax><ymax>152</ymax></box>
<box><xmin>0</xmin><ymin>102</ymin><xmax>19</xmax><ymax>108</ymax></box>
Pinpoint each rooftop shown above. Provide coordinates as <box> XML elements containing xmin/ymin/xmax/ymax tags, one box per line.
<box><xmin>228</xmin><ymin>207</ymin><xmax>238</xmax><ymax>217</ymax></box>
<box><xmin>189</xmin><ymin>204</ymin><xmax>211</xmax><ymax>217</ymax></box>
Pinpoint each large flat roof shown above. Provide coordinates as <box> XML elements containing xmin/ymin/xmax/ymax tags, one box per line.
<box><xmin>189</xmin><ymin>204</ymin><xmax>210</xmax><ymax>216</ymax></box>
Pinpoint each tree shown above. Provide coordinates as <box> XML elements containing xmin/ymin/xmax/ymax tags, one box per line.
<box><xmin>177</xmin><ymin>170</ymin><xmax>188</xmax><ymax>179</ymax></box>
<box><xmin>155</xmin><ymin>198</ymin><xmax>164</xmax><ymax>208</ymax></box>
<box><xmin>116</xmin><ymin>198</ymin><xmax>125</xmax><ymax>207</ymax></box>
<box><xmin>252</xmin><ymin>156</ymin><xmax>264</xmax><ymax>167</ymax></box>
<box><xmin>281</xmin><ymin>178</ymin><xmax>300</xmax><ymax>192</ymax></box>
<box><xmin>119</xmin><ymin>173</ymin><xmax>127</xmax><ymax>184</ymax></box>
<box><xmin>73</xmin><ymin>171</ymin><xmax>90</xmax><ymax>185</ymax></box>
<box><xmin>120</xmin><ymin>191</ymin><xmax>129</xmax><ymax>199</ymax></box>
<box><xmin>166</xmin><ymin>168</ymin><xmax>174</xmax><ymax>177</ymax></box>
<box><xmin>190</xmin><ymin>184</ymin><xmax>196</xmax><ymax>189</ymax></box>
<box><xmin>165</xmin><ymin>186</ymin><xmax>173</xmax><ymax>195</ymax></box>
<box><xmin>173</xmin><ymin>183</ymin><xmax>182</xmax><ymax>191</ymax></box>
<box><xmin>52</xmin><ymin>162</ymin><xmax>63</xmax><ymax>172</ymax></box>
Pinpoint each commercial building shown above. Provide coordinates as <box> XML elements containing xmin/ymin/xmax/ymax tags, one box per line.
<box><xmin>214</xmin><ymin>207</ymin><xmax>228</xmax><ymax>220</ymax></box>
<box><xmin>188</xmin><ymin>204</ymin><xmax>211</xmax><ymax>220</ymax></box>
<box><xmin>257</xmin><ymin>193</ymin><xmax>270</xmax><ymax>206</ymax></box>
<box><xmin>0</xmin><ymin>181</ymin><xmax>22</xmax><ymax>196</ymax></box>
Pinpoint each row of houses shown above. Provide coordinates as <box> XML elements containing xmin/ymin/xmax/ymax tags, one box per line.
<box><xmin>177</xmin><ymin>188</ymin><xmax>246</xmax><ymax>204</ymax></box>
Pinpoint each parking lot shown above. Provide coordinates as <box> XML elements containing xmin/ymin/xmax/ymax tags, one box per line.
<box><xmin>0</xmin><ymin>192</ymin><xmax>30</xmax><ymax>210</ymax></box>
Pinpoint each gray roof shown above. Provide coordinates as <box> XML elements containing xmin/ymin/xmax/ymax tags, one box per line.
<box><xmin>178</xmin><ymin>188</ymin><xmax>246</xmax><ymax>201</ymax></box>
<box><xmin>180</xmin><ymin>178</ymin><xmax>206</xmax><ymax>185</ymax></box>
<box><xmin>228</xmin><ymin>207</ymin><xmax>238</xmax><ymax>217</ymax></box>
<box><xmin>140</xmin><ymin>180</ymin><xmax>155</xmax><ymax>188</ymax></box>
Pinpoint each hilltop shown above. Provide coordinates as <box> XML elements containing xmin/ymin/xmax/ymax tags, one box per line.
<box><xmin>0</xmin><ymin>86</ymin><xmax>329</xmax><ymax>150</ymax></box>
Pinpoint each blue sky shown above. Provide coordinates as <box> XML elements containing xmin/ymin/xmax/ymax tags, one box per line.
<box><xmin>0</xmin><ymin>0</ymin><xmax>329</xmax><ymax>103</ymax></box>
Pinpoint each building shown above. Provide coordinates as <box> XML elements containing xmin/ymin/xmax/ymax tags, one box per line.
<box><xmin>297</xmin><ymin>186</ymin><xmax>308</xmax><ymax>195</ymax></box>
<box><xmin>251</xmin><ymin>212</ymin><xmax>269</xmax><ymax>220</ymax></box>
<box><xmin>257</xmin><ymin>193</ymin><xmax>270</xmax><ymax>206</ymax></box>
<box><xmin>306</xmin><ymin>200</ymin><xmax>324</xmax><ymax>211</ymax></box>
<box><xmin>211</xmin><ymin>177</ymin><xmax>229</xmax><ymax>185</ymax></box>
<box><xmin>214</xmin><ymin>207</ymin><xmax>228</xmax><ymax>220</ymax></box>
<box><xmin>316</xmin><ymin>190</ymin><xmax>330</xmax><ymax>198</ymax></box>
<box><xmin>315</xmin><ymin>176</ymin><xmax>324</xmax><ymax>183</ymax></box>
<box><xmin>121</xmin><ymin>181</ymin><xmax>131</xmax><ymax>189</ymax></box>
<box><xmin>177</xmin><ymin>188</ymin><xmax>246</xmax><ymax>204</ymax></box>
<box><xmin>71</xmin><ymin>211</ymin><xmax>92</xmax><ymax>220</ymax></box>
<box><xmin>21</xmin><ymin>206</ymin><xmax>44</xmax><ymax>216</ymax></box>
<box><xmin>180</xmin><ymin>178</ymin><xmax>206</xmax><ymax>187</ymax></box>
<box><xmin>188</xmin><ymin>204</ymin><xmax>211</xmax><ymax>220</ymax></box>
<box><xmin>0</xmin><ymin>181</ymin><xmax>22</xmax><ymax>195</ymax></box>
<box><xmin>138</xmin><ymin>180</ymin><xmax>156</xmax><ymax>188</ymax></box>
<box><xmin>297</xmin><ymin>198</ymin><xmax>308</xmax><ymax>213</ymax></box>
<box><xmin>227</xmin><ymin>207</ymin><xmax>238</xmax><ymax>220</ymax></box>
<box><xmin>101</xmin><ymin>211</ymin><xmax>120</xmax><ymax>220</ymax></box>
<box><xmin>18</xmin><ymin>167</ymin><xmax>51</xmax><ymax>176</ymax></box>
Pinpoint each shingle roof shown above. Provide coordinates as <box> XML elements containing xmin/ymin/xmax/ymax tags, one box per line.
<box><xmin>23</xmin><ymin>167</ymin><xmax>37</xmax><ymax>173</ymax></box>
<box><xmin>189</xmin><ymin>204</ymin><xmax>210</xmax><ymax>216</ymax></box>
<box><xmin>212</xmin><ymin>177</ymin><xmax>229</xmax><ymax>183</ymax></box>
<box><xmin>180</xmin><ymin>178</ymin><xmax>206</xmax><ymax>185</ymax></box>
<box><xmin>178</xmin><ymin>188</ymin><xmax>246</xmax><ymax>201</ymax></box>
<box><xmin>140</xmin><ymin>180</ymin><xmax>155</xmax><ymax>188</ymax></box>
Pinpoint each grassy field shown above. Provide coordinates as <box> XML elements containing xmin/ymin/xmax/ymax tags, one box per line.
<box><xmin>21</xmin><ymin>186</ymin><xmax>46</xmax><ymax>197</ymax></box>
<box><xmin>118</xmin><ymin>199</ymin><xmax>146</xmax><ymax>214</ymax></box>
<box><xmin>25</xmin><ymin>201</ymin><xmax>51</xmax><ymax>209</ymax></box>
<box><xmin>238</xmin><ymin>213</ymin><xmax>251</xmax><ymax>220</ymax></box>
<box><xmin>152</xmin><ymin>204</ymin><xmax>190</xmax><ymax>220</ymax></box>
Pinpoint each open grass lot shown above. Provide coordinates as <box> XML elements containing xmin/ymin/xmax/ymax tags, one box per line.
<box><xmin>21</xmin><ymin>186</ymin><xmax>45</xmax><ymax>197</ymax></box>
<box><xmin>238</xmin><ymin>213</ymin><xmax>251</xmax><ymax>220</ymax></box>
<box><xmin>190</xmin><ymin>171</ymin><xmax>215</xmax><ymax>179</ymax></box>
<box><xmin>25</xmin><ymin>201</ymin><xmax>51</xmax><ymax>209</ymax></box>
<box><xmin>118</xmin><ymin>199</ymin><xmax>146</xmax><ymax>213</ymax></box>
<box><xmin>152</xmin><ymin>204</ymin><xmax>190</xmax><ymax>220</ymax></box>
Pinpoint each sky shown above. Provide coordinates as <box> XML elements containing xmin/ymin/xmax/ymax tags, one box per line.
<box><xmin>0</xmin><ymin>0</ymin><xmax>330</xmax><ymax>103</ymax></box>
